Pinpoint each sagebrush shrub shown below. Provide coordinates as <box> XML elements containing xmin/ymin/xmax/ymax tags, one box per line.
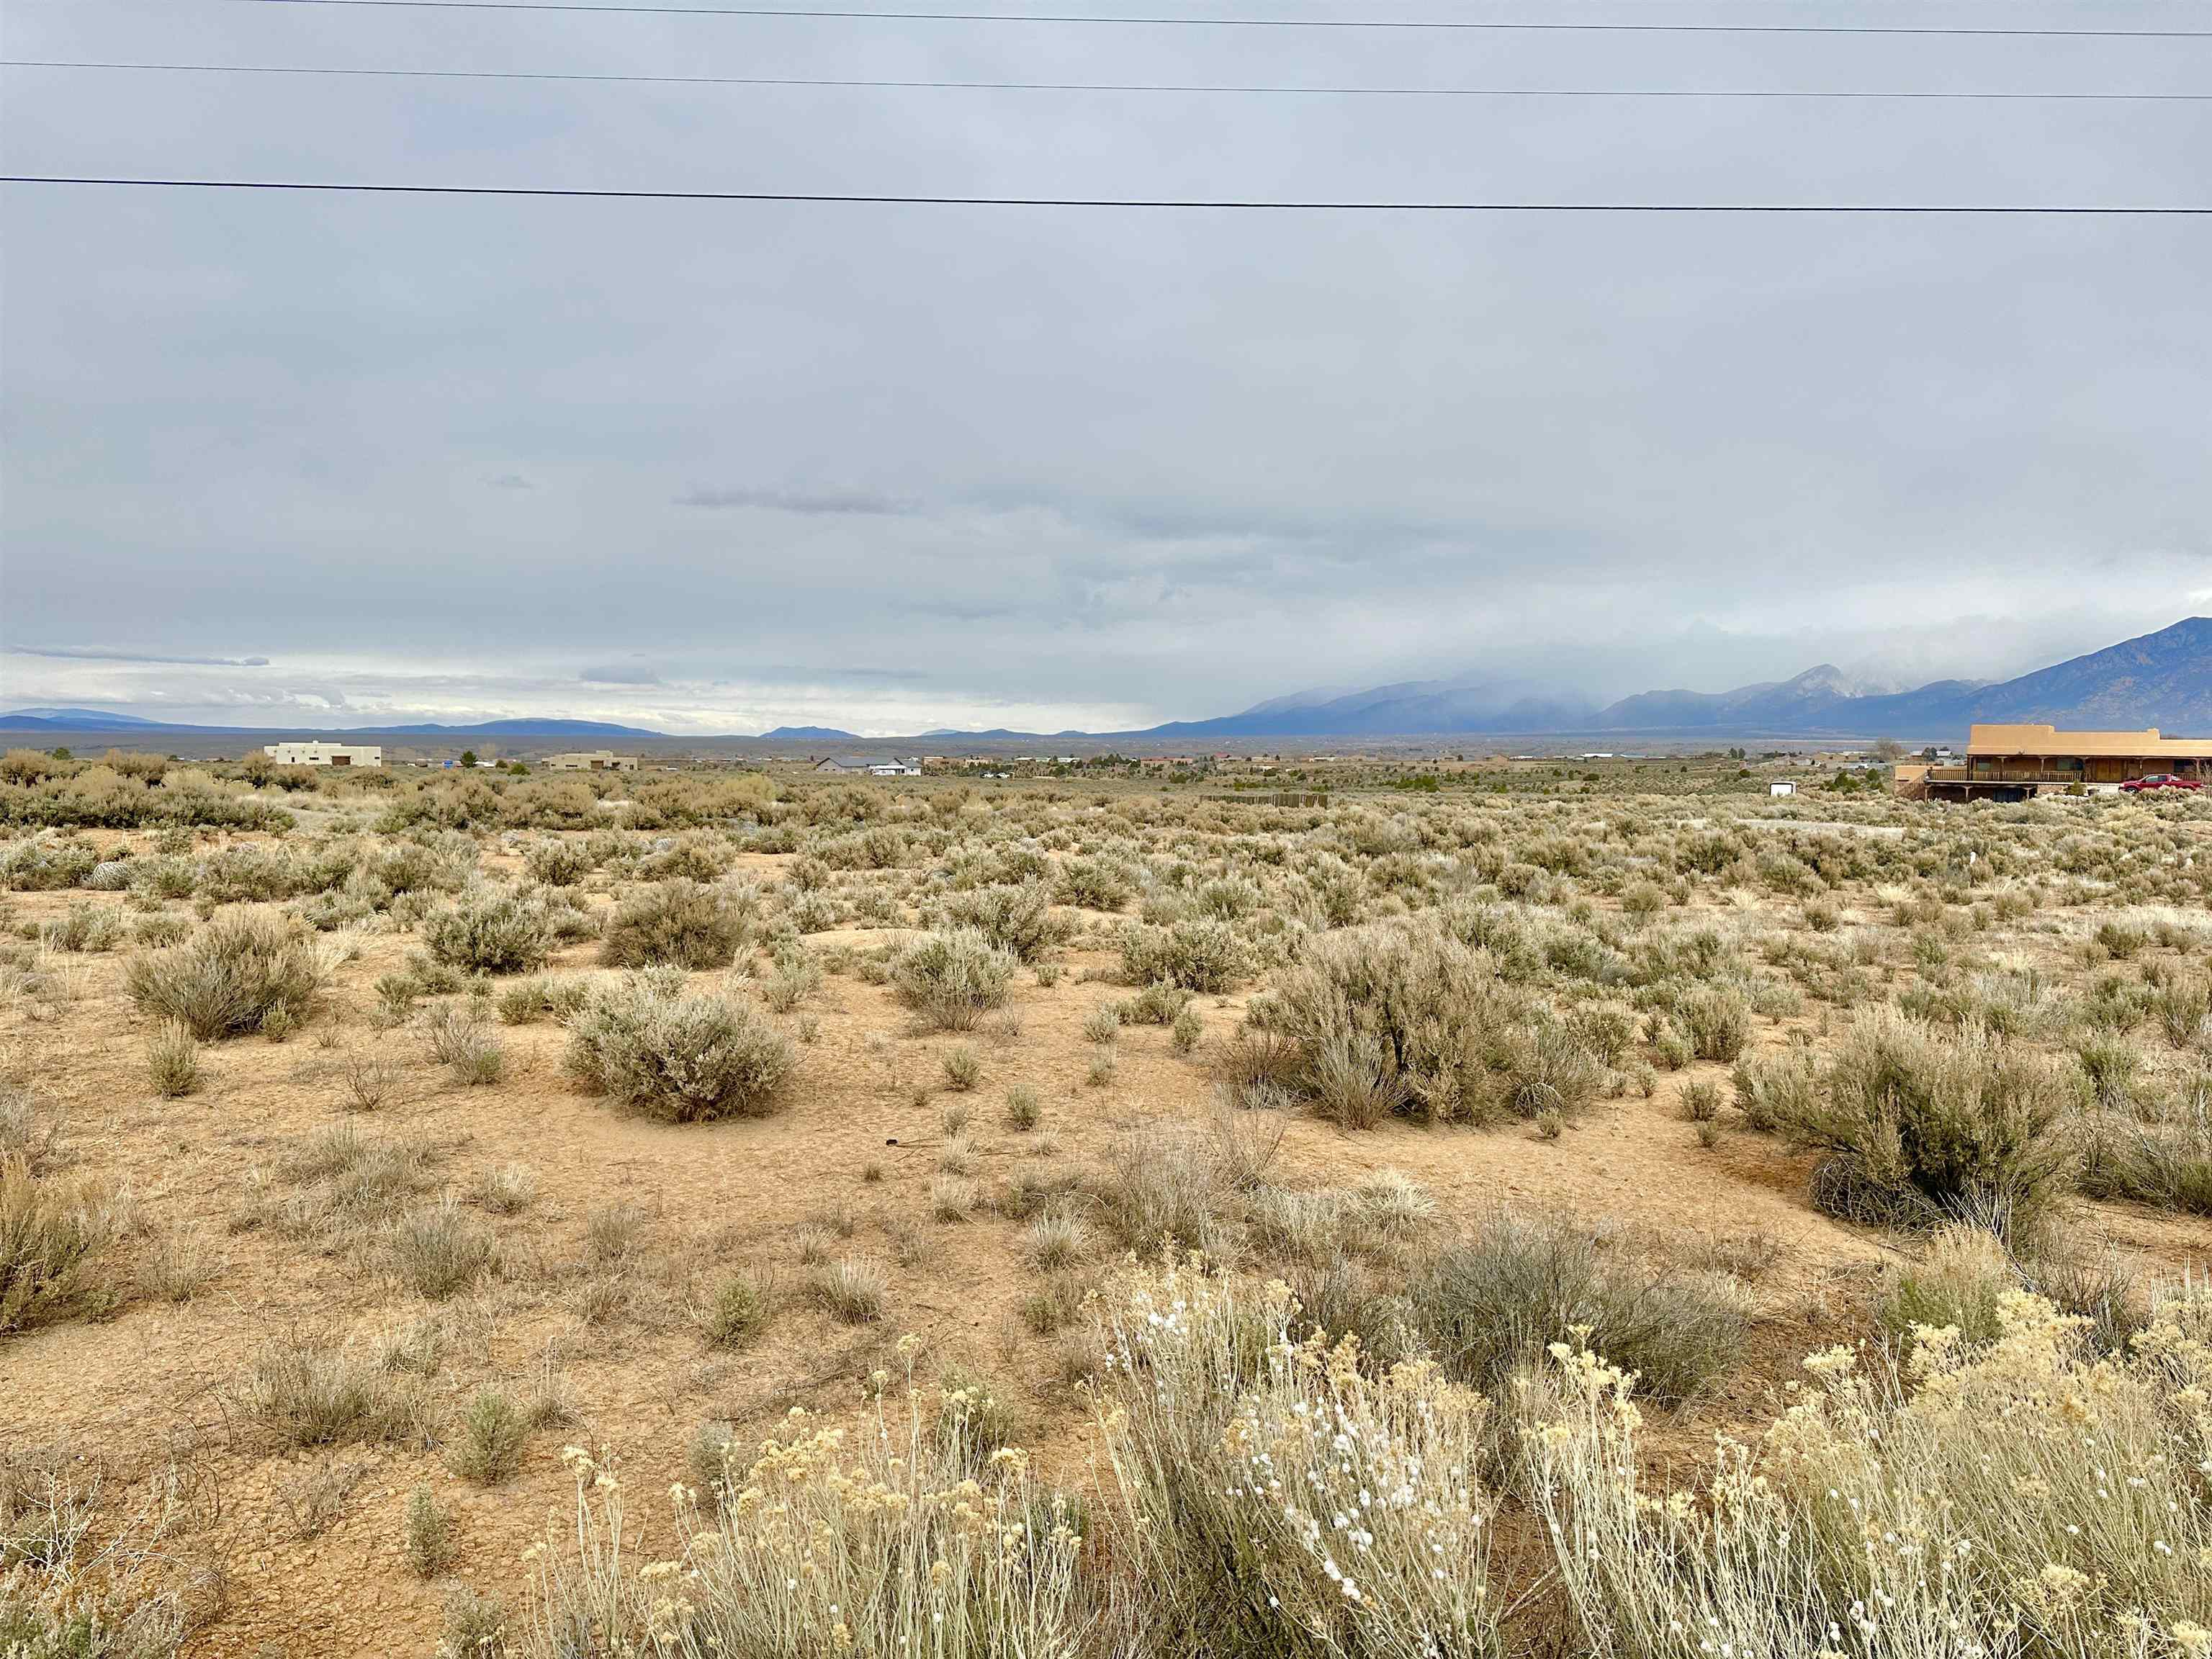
<box><xmin>449</xmin><ymin>1387</ymin><xmax>526</xmax><ymax>1484</ymax></box>
<box><xmin>566</xmin><ymin>974</ymin><xmax>794</xmax><ymax>1120</ymax></box>
<box><xmin>1256</xmin><ymin>917</ymin><xmax>1523</xmax><ymax>1125</ymax></box>
<box><xmin>599</xmin><ymin>878</ymin><xmax>751</xmax><ymax>970</ymax></box>
<box><xmin>124</xmin><ymin>909</ymin><xmax>328</xmax><ymax>1039</ymax></box>
<box><xmin>932</xmin><ymin>881</ymin><xmax>1065</xmax><ymax>963</ymax></box>
<box><xmin>0</xmin><ymin>1156</ymin><xmax>119</xmax><ymax>1332</ymax></box>
<box><xmin>890</xmin><ymin>928</ymin><xmax>1016</xmax><ymax>1031</ymax></box>
<box><xmin>1674</xmin><ymin>984</ymin><xmax>1753</xmax><ymax>1063</ymax></box>
<box><xmin>703</xmin><ymin>1271</ymin><xmax>771</xmax><ymax>1348</ymax></box>
<box><xmin>1879</xmin><ymin>1224</ymin><xmax>2013</xmax><ymax>1347</ymax></box>
<box><xmin>1789</xmin><ymin>1009</ymin><xmax>2071</xmax><ymax>1233</ymax></box>
<box><xmin>405</xmin><ymin>1483</ymin><xmax>451</xmax><ymax>1578</ymax></box>
<box><xmin>422</xmin><ymin>884</ymin><xmax>552</xmax><ymax>975</ymax></box>
<box><xmin>1410</xmin><ymin>1209</ymin><xmax>1748</xmax><ymax>1403</ymax></box>
<box><xmin>1119</xmin><ymin>917</ymin><xmax>1244</xmax><ymax>993</ymax></box>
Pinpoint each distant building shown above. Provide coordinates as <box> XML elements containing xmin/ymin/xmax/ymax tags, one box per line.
<box><xmin>1768</xmin><ymin>781</ymin><xmax>1798</xmax><ymax>797</ymax></box>
<box><xmin>1907</xmin><ymin>724</ymin><xmax>2212</xmax><ymax>801</ymax></box>
<box><xmin>544</xmin><ymin>750</ymin><xmax>639</xmax><ymax>772</ymax></box>
<box><xmin>264</xmin><ymin>742</ymin><xmax>382</xmax><ymax>768</ymax></box>
<box><xmin>814</xmin><ymin>755</ymin><xmax>921</xmax><ymax>777</ymax></box>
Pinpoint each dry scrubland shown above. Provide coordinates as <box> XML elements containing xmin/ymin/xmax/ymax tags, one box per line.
<box><xmin>2</xmin><ymin>745</ymin><xmax>2211</xmax><ymax>1659</ymax></box>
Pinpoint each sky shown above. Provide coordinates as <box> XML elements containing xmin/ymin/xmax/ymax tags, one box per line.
<box><xmin>4</xmin><ymin>0</ymin><xmax>2211</xmax><ymax>737</ymax></box>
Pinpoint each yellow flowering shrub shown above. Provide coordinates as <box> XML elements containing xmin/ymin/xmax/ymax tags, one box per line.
<box><xmin>521</xmin><ymin>1357</ymin><xmax>1083</xmax><ymax>1658</ymax></box>
<box><xmin>1530</xmin><ymin>1282</ymin><xmax>2212</xmax><ymax>1658</ymax></box>
<box><xmin>1094</xmin><ymin>1256</ymin><xmax>1502</xmax><ymax>1659</ymax></box>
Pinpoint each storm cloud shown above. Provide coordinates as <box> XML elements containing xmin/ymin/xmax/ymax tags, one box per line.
<box><xmin>4</xmin><ymin>1</ymin><xmax>2208</xmax><ymax>735</ymax></box>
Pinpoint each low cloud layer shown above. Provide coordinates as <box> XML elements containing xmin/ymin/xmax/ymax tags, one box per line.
<box><xmin>4</xmin><ymin>1</ymin><xmax>2208</xmax><ymax>732</ymax></box>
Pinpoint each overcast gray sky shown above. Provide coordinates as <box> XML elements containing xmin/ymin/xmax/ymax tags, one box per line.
<box><xmin>4</xmin><ymin>0</ymin><xmax>2209</xmax><ymax>735</ymax></box>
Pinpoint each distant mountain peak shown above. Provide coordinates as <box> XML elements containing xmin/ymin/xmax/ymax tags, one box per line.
<box><xmin>0</xmin><ymin>706</ymin><xmax>168</xmax><ymax>730</ymax></box>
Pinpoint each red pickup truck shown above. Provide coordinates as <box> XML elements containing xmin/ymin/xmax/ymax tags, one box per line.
<box><xmin>2121</xmin><ymin>773</ymin><xmax>2203</xmax><ymax>793</ymax></box>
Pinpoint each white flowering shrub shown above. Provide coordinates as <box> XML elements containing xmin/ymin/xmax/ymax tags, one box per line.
<box><xmin>521</xmin><ymin>1347</ymin><xmax>1084</xmax><ymax>1658</ymax></box>
<box><xmin>1094</xmin><ymin>1259</ymin><xmax>1503</xmax><ymax>1659</ymax></box>
<box><xmin>1529</xmin><ymin>1284</ymin><xmax>2212</xmax><ymax>1658</ymax></box>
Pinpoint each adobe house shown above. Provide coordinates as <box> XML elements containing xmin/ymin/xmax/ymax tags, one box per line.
<box><xmin>264</xmin><ymin>742</ymin><xmax>382</xmax><ymax>768</ymax></box>
<box><xmin>1902</xmin><ymin>724</ymin><xmax>2212</xmax><ymax>801</ymax></box>
<box><xmin>544</xmin><ymin>750</ymin><xmax>639</xmax><ymax>772</ymax></box>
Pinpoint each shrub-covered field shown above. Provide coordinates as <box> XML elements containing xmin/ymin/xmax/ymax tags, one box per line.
<box><xmin>3</xmin><ymin>745</ymin><xmax>2210</xmax><ymax>1657</ymax></box>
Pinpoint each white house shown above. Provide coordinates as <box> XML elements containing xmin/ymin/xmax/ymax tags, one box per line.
<box><xmin>544</xmin><ymin>750</ymin><xmax>639</xmax><ymax>773</ymax></box>
<box><xmin>1768</xmin><ymin>781</ymin><xmax>1798</xmax><ymax>797</ymax></box>
<box><xmin>814</xmin><ymin>755</ymin><xmax>921</xmax><ymax>777</ymax></box>
<box><xmin>265</xmin><ymin>742</ymin><xmax>382</xmax><ymax>768</ymax></box>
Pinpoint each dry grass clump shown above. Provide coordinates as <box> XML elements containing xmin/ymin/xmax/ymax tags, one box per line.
<box><xmin>470</xmin><ymin>1160</ymin><xmax>538</xmax><ymax>1214</ymax></box>
<box><xmin>1787</xmin><ymin>1007</ymin><xmax>2071</xmax><ymax>1234</ymax></box>
<box><xmin>1529</xmin><ymin>1282</ymin><xmax>2212</xmax><ymax>1655</ymax></box>
<box><xmin>145</xmin><ymin>1021</ymin><xmax>202</xmax><ymax>1098</ymax></box>
<box><xmin>1</xmin><ymin>1156</ymin><xmax>121</xmax><ymax>1333</ymax></box>
<box><xmin>424</xmin><ymin>1002</ymin><xmax>505</xmax><ymax>1086</ymax></box>
<box><xmin>1093</xmin><ymin>1125</ymin><xmax>1232</xmax><ymax>1254</ymax></box>
<box><xmin>123</xmin><ymin>909</ymin><xmax>329</xmax><ymax>1039</ymax></box>
<box><xmin>261</xmin><ymin>1123</ymin><xmax>438</xmax><ymax>1246</ymax></box>
<box><xmin>565</xmin><ymin>973</ymin><xmax>794</xmax><ymax>1121</ymax></box>
<box><xmin>388</xmin><ymin>1196</ymin><xmax>497</xmax><ymax>1299</ymax></box>
<box><xmin>890</xmin><ymin>927</ymin><xmax>1017</xmax><ymax>1031</ymax></box>
<box><xmin>1409</xmin><ymin>1209</ymin><xmax>1749</xmax><ymax>1404</ymax></box>
<box><xmin>421</xmin><ymin>883</ymin><xmax>552</xmax><ymax>975</ymax></box>
<box><xmin>521</xmin><ymin>1383</ymin><xmax>1083</xmax><ymax>1659</ymax></box>
<box><xmin>598</xmin><ymin>878</ymin><xmax>750</xmax><ymax>970</ymax></box>
<box><xmin>810</xmin><ymin>1254</ymin><xmax>888</xmax><ymax>1323</ymax></box>
<box><xmin>1095</xmin><ymin>1259</ymin><xmax>1501</xmax><ymax>1659</ymax></box>
<box><xmin>238</xmin><ymin>1336</ymin><xmax>418</xmax><ymax>1449</ymax></box>
<box><xmin>135</xmin><ymin>1225</ymin><xmax>217</xmax><ymax>1305</ymax></box>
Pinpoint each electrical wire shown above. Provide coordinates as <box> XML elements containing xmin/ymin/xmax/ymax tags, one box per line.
<box><xmin>6</xmin><ymin>176</ymin><xmax>2209</xmax><ymax>211</ymax></box>
<box><xmin>12</xmin><ymin>58</ymin><xmax>2209</xmax><ymax>101</ymax></box>
<box><xmin>127</xmin><ymin>0</ymin><xmax>2212</xmax><ymax>37</ymax></box>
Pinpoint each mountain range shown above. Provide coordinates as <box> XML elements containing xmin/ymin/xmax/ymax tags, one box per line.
<box><xmin>6</xmin><ymin>618</ymin><xmax>2209</xmax><ymax>744</ymax></box>
<box><xmin>1112</xmin><ymin>616</ymin><xmax>2212</xmax><ymax>740</ymax></box>
<box><xmin>0</xmin><ymin>710</ymin><xmax>660</xmax><ymax>739</ymax></box>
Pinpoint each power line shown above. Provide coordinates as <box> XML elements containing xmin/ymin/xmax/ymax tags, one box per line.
<box><xmin>6</xmin><ymin>176</ymin><xmax>2210</xmax><ymax>211</ymax></box>
<box><xmin>141</xmin><ymin>0</ymin><xmax>2212</xmax><ymax>37</ymax></box>
<box><xmin>12</xmin><ymin>58</ymin><xmax>2211</xmax><ymax>102</ymax></box>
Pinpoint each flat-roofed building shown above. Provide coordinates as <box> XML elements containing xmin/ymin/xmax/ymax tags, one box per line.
<box><xmin>1907</xmin><ymin>724</ymin><xmax>2212</xmax><ymax>801</ymax></box>
<box><xmin>264</xmin><ymin>742</ymin><xmax>382</xmax><ymax>768</ymax></box>
<box><xmin>544</xmin><ymin>750</ymin><xmax>638</xmax><ymax>772</ymax></box>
